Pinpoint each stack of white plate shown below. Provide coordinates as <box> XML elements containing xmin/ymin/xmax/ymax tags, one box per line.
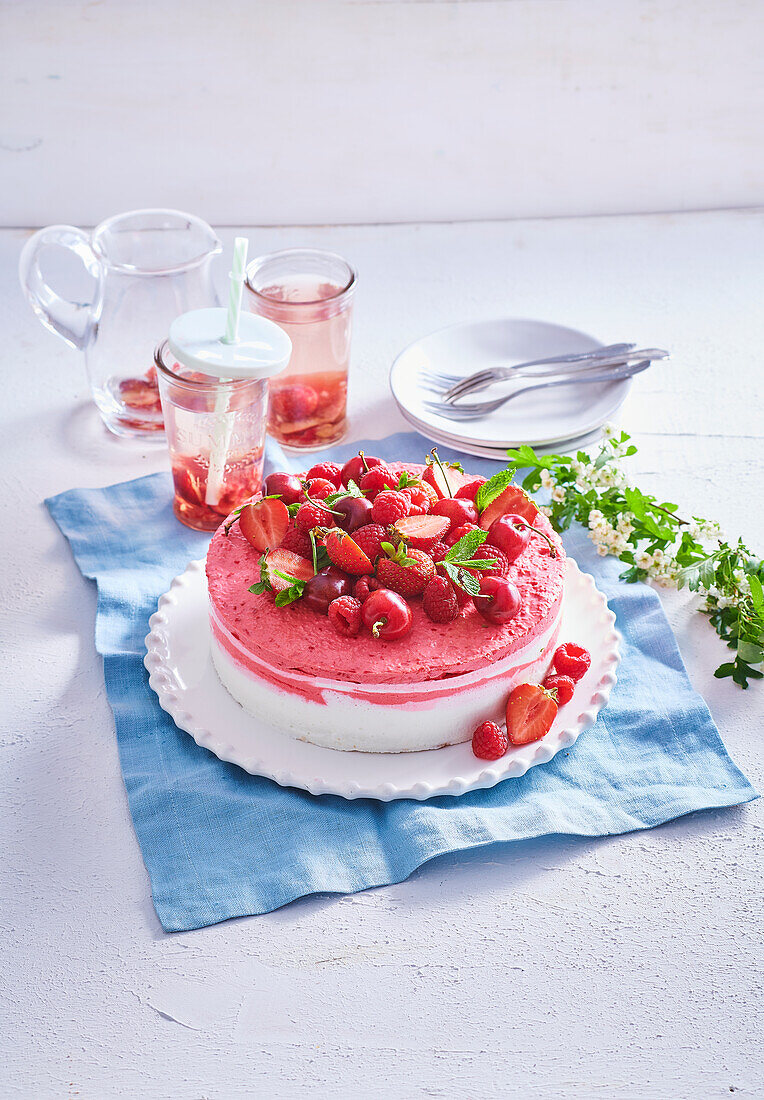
<box><xmin>390</xmin><ymin>319</ymin><xmax>631</xmax><ymax>459</ymax></box>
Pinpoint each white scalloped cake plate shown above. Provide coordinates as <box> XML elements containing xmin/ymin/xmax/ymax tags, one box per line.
<box><xmin>144</xmin><ymin>558</ymin><xmax>621</xmax><ymax>801</ymax></box>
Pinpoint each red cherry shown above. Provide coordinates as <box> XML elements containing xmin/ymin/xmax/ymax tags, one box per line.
<box><xmin>301</xmin><ymin>568</ymin><xmax>354</xmax><ymax>614</ymax></box>
<box><xmin>340</xmin><ymin>453</ymin><xmax>383</xmax><ymax>488</ymax></box>
<box><xmin>263</xmin><ymin>471</ymin><xmax>304</xmax><ymax>506</ymax></box>
<box><xmin>486</xmin><ymin>513</ymin><xmax>532</xmax><ymax>563</ymax></box>
<box><xmin>361</xmin><ymin>589</ymin><xmax>413</xmax><ymax>640</ymax></box>
<box><xmin>472</xmin><ymin>575</ymin><xmax>522</xmax><ymax>624</ymax></box>
<box><xmin>431</xmin><ymin>497</ymin><xmax>479</xmax><ymax>531</ymax></box>
<box><xmin>333</xmin><ymin>495</ymin><xmax>374</xmax><ymax>532</ymax></box>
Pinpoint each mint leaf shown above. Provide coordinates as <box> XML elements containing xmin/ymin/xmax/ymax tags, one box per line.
<box><xmin>274</xmin><ymin>582</ymin><xmax>306</xmax><ymax>607</ymax></box>
<box><xmin>249</xmin><ymin>555</ymin><xmax>272</xmax><ymax>594</ymax></box>
<box><xmin>445</xmin><ymin>529</ymin><xmax>487</xmax><ymax>562</ymax></box>
<box><xmin>443</xmin><ymin>561</ymin><xmax>481</xmax><ymax>596</ymax></box>
<box><xmin>475</xmin><ymin>466</ymin><xmax>517</xmax><ymax>514</ymax></box>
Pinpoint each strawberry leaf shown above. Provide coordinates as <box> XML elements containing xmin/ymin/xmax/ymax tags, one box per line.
<box><xmin>475</xmin><ymin>466</ymin><xmax>517</xmax><ymax>514</ymax></box>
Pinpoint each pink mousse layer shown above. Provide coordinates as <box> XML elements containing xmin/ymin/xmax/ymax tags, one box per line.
<box><xmin>206</xmin><ymin>464</ymin><xmax>565</xmax><ymax>686</ymax></box>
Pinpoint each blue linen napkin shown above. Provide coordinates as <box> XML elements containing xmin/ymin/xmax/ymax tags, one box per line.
<box><xmin>46</xmin><ymin>431</ymin><xmax>757</xmax><ymax>932</ymax></box>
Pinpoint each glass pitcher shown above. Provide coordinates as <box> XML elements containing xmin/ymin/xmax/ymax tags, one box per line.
<box><xmin>19</xmin><ymin>209</ymin><xmax>222</xmax><ymax>439</ymax></box>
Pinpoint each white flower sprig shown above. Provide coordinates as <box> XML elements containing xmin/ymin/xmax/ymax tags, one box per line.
<box><xmin>507</xmin><ymin>428</ymin><xmax>764</xmax><ymax>689</ymax></box>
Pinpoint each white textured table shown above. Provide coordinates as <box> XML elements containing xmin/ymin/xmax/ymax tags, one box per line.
<box><xmin>2</xmin><ymin>212</ymin><xmax>763</xmax><ymax>1099</ymax></box>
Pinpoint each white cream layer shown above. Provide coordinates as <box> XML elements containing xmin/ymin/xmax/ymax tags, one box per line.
<box><xmin>209</xmin><ymin>600</ymin><xmax>563</xmax><ymax>753</ymax></box>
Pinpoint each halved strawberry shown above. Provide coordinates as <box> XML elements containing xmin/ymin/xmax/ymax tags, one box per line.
<box><xmin>506</xmin><ymin>683</ymin><xmax>558</xmax><ymax>746</ymax></box>
<box><xmin>393</xmin><ymin>513</ymin><xmax>450</xmax><ymax>550</ymax></box>
<box><xmin>422</xmin><ymin>461</ymin><xmax>474</xmax><ymax>500</ymax></box>
<box><xmin>479</xmin><ymin>484</ymin><xmax>539</xmax><ymax>530</ymax></box>
<box><xmin>262</xmin><ymin>548</ymin><xmax>314</xmax><ymax>592</ymax></box>
<box><xmin>239</xmin><ymin>498</ymin><xmax>290</xmax><ymax>551</ymax></box>
<box><xmin>323</xmin><ymin>529</ymin><xmax>374</xmax><ymax>576</ymax></box>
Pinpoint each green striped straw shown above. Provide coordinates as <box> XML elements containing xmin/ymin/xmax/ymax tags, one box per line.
<box><xmin>222</xmin><ymin>236</ymin><xmax>249</xmax><ymax>345</ymax></box>
<box><xmin>205</xmin><ymin>237</ymin><xmax>249</xmax><ymax>506</ymax></box>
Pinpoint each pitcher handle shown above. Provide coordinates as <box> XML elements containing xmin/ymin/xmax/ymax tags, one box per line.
<box><xmin>18</xmin><ymin>225</ymin><xmax>104</xmax><ymax>350</ymax></box>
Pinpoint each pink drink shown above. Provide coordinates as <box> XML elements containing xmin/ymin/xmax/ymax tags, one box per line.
<box><xmin>246</xmin><ymin>252</ymin><xmax>355</xmax><ymax>449</ymax></box>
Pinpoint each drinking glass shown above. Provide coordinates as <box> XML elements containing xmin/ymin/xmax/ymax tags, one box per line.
<box><xmin>19</xmin><ymin>209</ymin><xmax>221</xmax><ymax>439</ymax></box>
<box><xmin>154</xmin><ymin>341</ymin><xmax>268</xmax><ymax>531</ymax></box>
<box><xmin>245</xmin><ymin>248</ymin><xmax>355</xmax><ymax>448</ymax></box>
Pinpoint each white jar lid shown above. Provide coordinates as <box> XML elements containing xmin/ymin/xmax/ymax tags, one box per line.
<box><xmin>168</xmin><ymin>307</ymin><xmax>291</xmax><ymax>380</ymax></box>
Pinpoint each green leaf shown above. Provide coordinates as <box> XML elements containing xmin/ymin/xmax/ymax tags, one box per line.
<box><xmin>506</xmin><ymin>444</ymin><xmax>540</xmax><ymax>469</ymax></box>
<box><xmin>748</xmin><ymin>574</ymin><xmax>764</xmax><ymax>614</ymax></box>
<box><xmin>274</xmin><ymin>582</ymin><xmax>306</xmax><ymax>607</ymax></box>
<box><xmin>737</xmin><ymin>640</ymin><xmax>764</xmax><ymax>665</ymax></box>
<box><xmin>624</xmin><ymin>488</ymin><xmax>646</xmax><ymax>520</ymax></box>
<box><xmin>475</xmin><ymin>466</ymin><xmax>516</xmax><ymax>514</ymax></box>
<box><xmin>248</xmin><ymin>555</ymin><xmax>272</xmax><ymax>594</ymax></box>
<box><xmin>443</xmin><ymin>561</ymin><xmax>481</xmax><ymax>596</ymax></box>
<box><xmin>286</xmin><ymin>502</ymin><xmax>301</xmax><ymax>518</ymax></box>
<box><xmin>445</xmin><ymin>529</ymin><xmax>487</xmax><ymax>562</ymax></box>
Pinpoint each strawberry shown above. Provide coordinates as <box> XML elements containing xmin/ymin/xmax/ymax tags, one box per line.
<box><xmin>280</xmin><ymin>523</ymin><xmax>313</xmax><ymax>559</ymax></box>
<box><xmin>393</xmin><ymin>513</ymin><xmax>450</xmax><ymax>550</ymax></box>
<box><xmin>422</xmin><ymin>575</ymin><xmax>459</xmax><ymax>623</ymax></box>
<box><xmin>353</xmin><ymin>524</ymin><xmax>387</xmax><ymax>564</ymax></box>
<box><xmin>471</xmin><ymin>543</ymin><xmax>510</xmax><ymax>576</ymax></box>
<box><xmin>506</xmin><ymin>683</ymin><xmax>558</xmax><ymax>746</ymax></box>
<box><xmin>542</xmin><ymin>673</ymin><xmax>576</xmax><ymax>705</ymax></box>
<box><xmin>118</xmin><ymin>377</ymin><xmax>162</xmax><ymax>411</ymax></box>
<box><xmin>422</xmin><ymin>456</ymin><xmax>474</xmax><ymax>499</ymax></box>
<box><xmin>328</xmin><ymin>595</ymin><xmax>362</xmax><ymax>637</ymax></box>
<box><xmin>360</xmin><ymin>465</ymin><xmax>397</xmax><ymax>499</ymax></box>
<box><xmin>295</xmin><ymin>500</ymin><xmax>334</xmax><ymax>532</ymax></box>
<box><xmin>261</xmin><ymin>549</ymin><xmax>314</xmax><ymax>592</ymax></box>
<box><xmin>552</xmin><ymin>643</ymin><xmax>591</xmax><ymax>682</ymax></box>
<box><xmin>371</xmin><ymin>490</ymin><xmax>410</xmax><ymax>526</ymax></box>
<box><xmin>270</xmin><ymin>384</ymin><xmax>319</xmax><ymax>423</ymax></box>
<box><xmin>455</xmin><ymin>476</ymin><xmax>487</xmax><ymax>502</ymax></box>
<box><xmin>306</xmin><ymin>462</ymin><xmax>343</xmax><ymax>487</ymax></box>
<box><xmin>479</xmin><ymin>484</ymin><xmax>539</xmax><ymax>530</ymax></box>
<box><xmin>472</xmin><ymin>720</ymin><xmax>508</xmax><ymax>760</ymax></box>
<box><xmin>323</xmin><ymin>529</ymin><xmax>374</xmax><ymax>576</ymax></box>
<box><xmin>239</xmin><ymin>497</ymin><xmax>290</xmax><ymax>552</ymax></box>
<box><xmin>376</xmin><ymin>543</ymin><xmax>435</xmax><ymax>597</ymax></box>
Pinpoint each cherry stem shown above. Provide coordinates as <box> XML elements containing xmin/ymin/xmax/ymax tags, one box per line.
<box><xmin>301</xmin><ymin>481</ymin><xmax>344</xmax><ymax>516</ymax></box>
<box><xmin>515</xmin><ymin>518</ymin><xmax>557</xmax><ymax>557</ymax></box>
<box><xmin>359</xmin><ymin>449</ymin><xmax>370</xmax><ymax>473</ymax></box>
<box><xmin>430</xmin><ymin>448</ymin><xmax>453</xmax><ymax>498</ymax></box>
<box><xmin>371</xmin><ymin>618</ymin><xmax>386</xmax><ymax>639</ymax></box>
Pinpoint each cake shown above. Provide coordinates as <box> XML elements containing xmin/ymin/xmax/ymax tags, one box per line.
<box><xmin>206</xmin><ymin>453</ymin><xmax>566</xmax><ymax>753</ymax></box>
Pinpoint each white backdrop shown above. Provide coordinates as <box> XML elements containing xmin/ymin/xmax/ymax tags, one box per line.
<box><xmin>2</xmin><ymin>0</ymin><xmax>763</xmax><ymax>227</ymax></box>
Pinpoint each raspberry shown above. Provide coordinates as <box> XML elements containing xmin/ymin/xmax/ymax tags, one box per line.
<box><xmin>353</xmin><ymin>524</ymin><xmax>387</xmax><ymax>564</ymax></box>
<box><xmin>371</xmin><ymin>490</ymin><xmax>409</xmax><ymax>526</ymax></box>
<box><xmin>376</xmin><ymin>546</ymin><xmax>435</xmax><ymax>597</ymax></box>
<box><xmin>353</xmin><ymin>575</ymin><xmax>374</xmax><ymax>603</ymax></box>
<box><xmin>295</xmin><ymin>500</ymin><xmax>333</xmax><ymax>532</ymax></box>
<box><xmin>542</xmin><ymin>673</ymin><xmax>576</xmax><ymax>705</ymax></box>
<box><xmin>405</xmin><ymin>483</ymin><xmax>437</xmax><ymax>514</ymax></box>
<box><xmin>472</xmin><ymin>720</ymin><xmax>508</xmax><ymax>760</ymax></box>
<box><xmin>303</xmin><ymin>477</ymin><xmax>335</xmax><ymax>500</ymax></box>
<box><xmin>422</xmin><ymin>575</ymin><xmax>459</xmax><ymax>623</ymax></box>
<box><xmin>328</xmin><ymin>595</ymin><xmax>362</xmax><ymax>638</ymax></box>
<box><xmin>359</xmin><ymin>465</ymin><xmax>397</xmax><ymax>499</ymax></box>
<box><xmin>472</xmin><ymin>543</ymin><xmax>510</xmax><ymax>576</ymax></box>
<box><xmin>444</xmin><ymin>522</ymin><xmax>480</xmax><ymax>548</ymax></box>
<box><xmin>552</xmin><ymin>642</ymin><xmax>591</xmax><ymax>682</ymax></box>
<box><xmin>306</xmin><ymin>462</ymin><xmax>342</xmax><ymax>488</ymax></box>
<box><xmin>280</xmin><ymin>523</ymin><xmax>313</xmax><ymax>558</ymax></box>
<box><xmin>429</xmin><ymin>541</ymin><xmax>449</xmax><ymax>563</ymax></box>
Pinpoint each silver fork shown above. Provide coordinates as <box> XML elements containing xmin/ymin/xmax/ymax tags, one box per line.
<box><xmin>419</xmin><ymin>342</ymin><xmax>637</xmax><ymax>399</ymax></box>
<box><xmin>423</xmin><ymin>358</ymin><xmax>654</xmax><ymax>421</ymax></box>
